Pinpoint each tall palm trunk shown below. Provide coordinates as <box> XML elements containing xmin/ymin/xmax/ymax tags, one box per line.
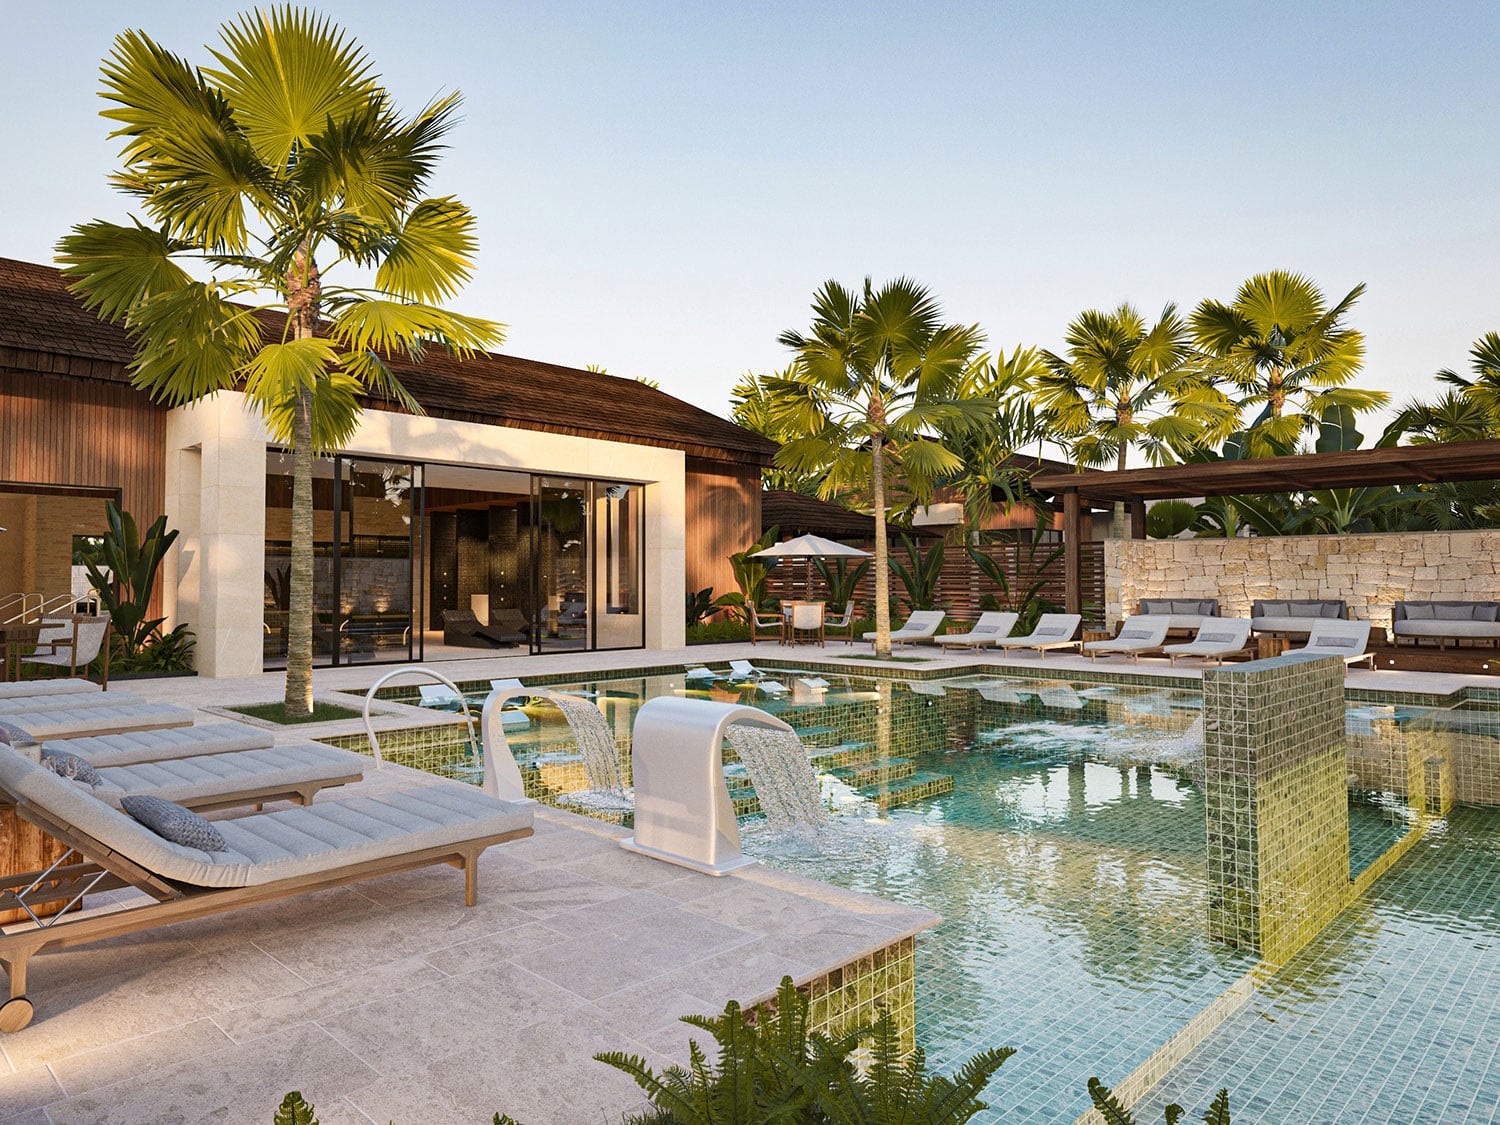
<box><xmin>871</xmin><ymin>436</ymin><xmax>891</xmax><ymax>657</ymax></box>
<box><xmin>1111</xmin><ymin>442</ymin><xmax>1128</xmax><ymax>538</ymax></box>
<box><xmin>284</xmin><ymin>246</ymin><xmax>320</xmax><ymax>718</ymax></box>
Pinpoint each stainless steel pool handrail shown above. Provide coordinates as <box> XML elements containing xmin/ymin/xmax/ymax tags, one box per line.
<box><xmin>362</xmin><ymin>665</ymin><xmax>477</xmax><ymax>770</ymax></box>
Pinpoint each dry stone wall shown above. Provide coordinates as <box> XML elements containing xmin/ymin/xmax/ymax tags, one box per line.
<box><xmin>1106</xmin><ymin>529</ymin><xmax>1500</xmax><ymax>630</ymax></box>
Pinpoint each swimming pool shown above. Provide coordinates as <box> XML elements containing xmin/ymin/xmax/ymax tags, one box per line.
<box><xmin>334</xmin><ymin>667</ymin><xmax>1493</xmax><ymax>1122</ymax></box>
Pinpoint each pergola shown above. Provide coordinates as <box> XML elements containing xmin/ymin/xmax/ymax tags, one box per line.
<box><xmin>1030</xmin><ymin>439</ymin><xmax>1500</xmax><ymax>614</ymax></box>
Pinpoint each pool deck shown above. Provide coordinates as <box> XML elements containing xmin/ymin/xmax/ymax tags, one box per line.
<box><xmin>0</xmin><ymin>762</ymin><xmax>935</xmax><ymax>1123</ymax></box>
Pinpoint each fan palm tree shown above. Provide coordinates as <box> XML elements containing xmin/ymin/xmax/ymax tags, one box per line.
<box><xmin>728</xmin><ymin>369</ymin><xmax>823</xmax><ymax>494</ymax></box>
<box><xmin>1433</xmin><ymin>332</ymin><xmax>1500</xmax><ymax>422</ymax></box>
<box><xmin>1191</xmin><ymin>271</ymin><xmax>1387</xmax><ymax>455</ymax></box>
<box><xmin>765</xmin><ymin>278</ymin><xmax>989</xmax><ymax>656</ymax></box>
<box><xmin>56</xmin><ymin>8</ymin><xmax>501</xmax><ymax>717</ymax></box>
<box><xmin>1034</xmin><ymin>302</ymin><xmax>1231</xmax><ymax>535</ymax></box>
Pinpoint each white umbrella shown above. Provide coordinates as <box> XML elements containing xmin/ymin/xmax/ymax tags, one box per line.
<box><xmin>752</xmin><ymin>534</ymin><xmax>872</xmax><ymax>598</ymax></box>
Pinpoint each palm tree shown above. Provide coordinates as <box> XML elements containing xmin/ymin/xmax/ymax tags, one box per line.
<box><xmin>766</xmin><ymin>278</ymin><xmax>988</xmax><ymax>656</ymax></box>
<box><xmin>728</xmin><ymin>369</ymin><xmax>824</xmax><ymax>494</ymax></box>
<box><xmin>1034</xmin><ymin>302</ymin><xmax>1230</xmax><ymax>535</ymax></box>
<box><xmin>1433</xmin><ymin>332</ymin><xmax>1500</xmax><ymax>422</ymax></box>
<box><xmin>1191</xmin><ymin>271</ymin><xmax>1387</xmax><ymax>455</ymax></box>
<box><xmin>56</xmin><ymin>8</ymin><xmax>501</xmax><ymax>717</ymax></box>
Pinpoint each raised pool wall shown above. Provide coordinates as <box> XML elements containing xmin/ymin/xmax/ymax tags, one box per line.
<box><xmin>1105</xmin><ymin>528</ymin><xmax>1500</xmax><ymax>632</ymax></box>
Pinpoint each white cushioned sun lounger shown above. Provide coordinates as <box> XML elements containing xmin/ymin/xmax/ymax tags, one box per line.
<box><xmin>938</xmin><ymin>612</ymin><xmax>1019</xmax><ymax>650</ymax></box>
<box><xmin>864</xmin><ymin>610</ymin><xmax>946</xmax><ymax>649</ymax></box>
<box><xmin>0</xmin><ymin>702</ymin><xmax>194</xmax><ymax>741</ymax></box>
<box><xmin>0</xmin><ymin>745</ymin><xmax>533</xmax><ymax>1031</ymax></box>
<box><xmin>994</xmin><ymin>614</ymin><xmax>1083</xmax><ymax>658</ymax></box>
<box><xmin>0</xmin><ymin>679</ymin><xmax>101</xmax><ymax>700</ymax></box>
<box><xmin>0</xmin><ymin>690</ymin><xmax>146</xmax><ymax>715</ymax></box>
<box><xmin>1289</xmin><ymin>621</ymin><xmax>1376</xmax><ymax>670</ymax></box>
<box><xmin>1083</xmin><ymin>616</ymin><xmax>1172</xmax><ymax>663</ymax></box>
<box><xmin>36</xmin><ymin>722</ymin><xmax>275</xmax><ymax>767</ymax></box>
<box><xmin>85</xmin><ymin>743</ymin><xmax>367</xmax><ymax>811</ymax></box>
<box><xmin>1164</xmin><ymin>619</ymin><xmax>1253</xmax><ymax>666</ymax></box>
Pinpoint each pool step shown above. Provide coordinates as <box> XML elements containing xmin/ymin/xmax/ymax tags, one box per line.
<box><xmin>860</xmin><ymin>769</ymin><xmax>955</xmax><ymax>810</ymax></box>
<box><xmin>789</xmin><ymin>724</ymin><xmax>842</xmax><ymax>747</ymax></box>
<box><xmin>807</xmin><ymin>741</ymin><xmax>877</xmax><ymax>770</ymax></box>
<box><xmin>830</xmin><ymin>756</ymin><xmax>917</xmax><ymax>786</ymax></box>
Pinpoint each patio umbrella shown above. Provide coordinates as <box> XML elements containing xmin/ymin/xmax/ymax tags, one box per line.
<box><xmin>751</xmin><ymin>534</ymin><xmax>872</xmax><ymax>599</ymax></box>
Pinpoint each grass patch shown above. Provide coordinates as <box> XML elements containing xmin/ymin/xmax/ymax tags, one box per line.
<box><xmin>227</xmin><ymin>700</ymin><xmax>364</xmax><ymax>725</ymax></box>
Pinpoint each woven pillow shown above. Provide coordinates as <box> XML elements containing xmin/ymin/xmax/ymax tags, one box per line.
<box><xmin>120</xmin><ymin>795</ymin><xmax>228</xmax><ymax>853</ymax></box>
<box><xmin>41</xmin><ymin>748</ymin><xmax>101</xmax><ymax>788</ymax></box>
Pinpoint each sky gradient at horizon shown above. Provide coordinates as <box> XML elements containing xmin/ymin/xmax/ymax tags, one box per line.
<box><xmin>4</xmin><ymin>1</ymin><xmax>1496</xmax><ymax>433</ymax></box>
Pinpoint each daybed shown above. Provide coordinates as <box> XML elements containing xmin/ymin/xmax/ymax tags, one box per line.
<box><xmin>1391</xmin><ymin>601</ymin><xmax>1500</xmax><ymax>650</ymax></box>
<box><xmin>1250</xmin><ymin>599</ymin><xmax>1347</xmax><ymax>637</ymax></box>
<box><xmin>442</xmin><ymin>608</ymin><xmax>526</xmax><ymax>648</ymax></box>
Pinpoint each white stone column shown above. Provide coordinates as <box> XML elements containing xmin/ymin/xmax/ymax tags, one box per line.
<box><xmin>645</xmin><ymin>460</ymin><xmax>687</xmax><ymax>650</ymax></box>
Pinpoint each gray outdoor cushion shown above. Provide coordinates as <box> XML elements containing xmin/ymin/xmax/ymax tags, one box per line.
<box><xmin>1259</xmin><ymin>600</ymin><xmax>1290</xmax><ymax>616</ymax></box>
<box><xmin>0</xmin><ymin>679</ymin><xmax>101</xmax><ymax>700</ymax></box>
<box><xmin>48</xmin><ymin>722</ymin><xmax>276</xmax><ymax>767</ymax></box>
<box><xmin>1251</xmin><ymin>616</ymin><xmax>1332</xmax><ymax>634</ymax></box>
<box><xmin>1394</xmin><ymin>620</ymin><xmax>1500</xmax><ymax>639</ymax></box>
<box><xmin>40</xmin><ymin>748</ymin><xmax>101</xmax><ymax>787</ymax></box>
<box><xmin>0</xmin><ymin>744</ymin><xmax>532</xmax><ymax>888</ymax></box>
<box><xmin>91</xmin><ymin>743</ymin><xmax>365</xmax><ymax>807</ymax></box>
<box><xmin>1403</xmin><ymin>603</ymin><xmax>1436</xmax><ymax>619</ymax></box>
<box><xmin>120</xmin><ymin>795</ymin><xmax>229</xmax><ymax>853</ymax></box>
<box><xmin>1435</xmin><ymin>604</ymin><xmax>1475</xmax><ymax>620</ymax></box>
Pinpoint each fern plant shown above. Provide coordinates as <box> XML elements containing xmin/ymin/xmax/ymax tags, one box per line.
<box><xmin>887</xmin><ymin>535</ymin><xmax>945</xmax><ymax>613</ymax></box>
<box><xmin>273</xmin><ymin>1092</ymin><xmax>318</xmax><ymax>1125</ymax></box>
<box><xmin>597</xmin><ymin>976</ymin><xmax>1011</xmax><ymax>1125</ymax></box>
<box><xmin>1086</xmin><ymin>1077</ymin><xmax>1231</xmax><ymax>1125</ymax></box>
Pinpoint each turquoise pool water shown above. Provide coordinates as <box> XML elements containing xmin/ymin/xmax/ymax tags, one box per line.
<box><xmin>396</xmin><ymin>668</ymin><xmax>1486</xmax><ymax>1122</ymax></box>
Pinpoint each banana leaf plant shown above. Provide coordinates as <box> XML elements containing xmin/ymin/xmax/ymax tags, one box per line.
<box><xmin>79</xmin><ymin>501</ymin><xmax>194</xmax><ymax>670</ymax></box>
<box><xmin>889</xmin><ymin>534</ymin><xmax>945</xmax><ymax>612</ymax></box>
<box><xmin>712</xmin><ymin>526</ymin><xmax>781</xmax><ymax>625</ymax></box>
<box><xmin>812</xmin><ymin>556</ymin><xmax>870</xmax><ymax>611</ymax></box>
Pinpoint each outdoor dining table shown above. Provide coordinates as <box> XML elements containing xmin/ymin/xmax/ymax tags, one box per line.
<box><xmin>0</xmin><ymin>622</ymin><xmax>42</xmax><ymax>682</ymax></box>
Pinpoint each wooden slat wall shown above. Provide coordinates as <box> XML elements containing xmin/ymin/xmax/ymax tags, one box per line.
<box><xmin>684</xmin><ymin>458</ymin><xmax>761</xmax><ymax>602</ymax></box>
<box><xmin>0</xmin><ymin>370</ymin><xmax>165</xmax><ymax>524</ymax></box>
<box><xmin>765</xmin><ymin>541</ymin><xmax>1107</xmax><ymax>626</ymax></box>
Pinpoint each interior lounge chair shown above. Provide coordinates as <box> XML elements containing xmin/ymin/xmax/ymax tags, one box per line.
<box><xmin>864</xmin><ymin>610</ymin><xmax>946</xmax><ymax>649</ymax></box>
<box><xmin>0</xmin><ymin>742</ymin><xmax>534</xmax><ymax>1031</ymax></box>
<box><xmin>0</xmin><ymin>701</ymin><xmax>194</xmax><ymax>742</ymax></box>
<box><xmin>1164</xmin><ymin>618</ymin><xmax>1253</xmax><ymax>666</ymax></box>
<box><xmin>994</xmin><ymin>614</ymin><xmax>1083</xmax><ymax>659</ymax></box>
<box><xmin>937</xmin><ymin>612</ymin><xmax>1019</xmax><ymax>651</ymax></box>
<box><xmin>21</xmin><ymin>617</ymin><xmax>111</xmax><ymax>684</ymax></box>
<box><xmin>1083</xmin><ymin>616</ymin><xmax>1172</xmax><ymax>663</ymax></box>
<box><xmin>1289</xmin><ymin>620</ymin><xmax>1377</xmax><ymax>670</ymax></box>
<box><xmin>441</xmin><ymin>609</ymin><xmax>524</xmax><ymax>649</ymax></box>
<box><xmin>0</xmin><ymin>679</ymin><xmax>101</xmax><ymax>701</ymax></box>
<box><xmin>37</xmin><ymin>723</ymin><xmax>275</xmax><ymax>768</ymax></box>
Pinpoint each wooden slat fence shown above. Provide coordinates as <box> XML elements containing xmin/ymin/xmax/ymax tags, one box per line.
<box><xmin>764</xmin><ymin>541</ymin><xmax>1105</xmax><ymax>625</ymax></box>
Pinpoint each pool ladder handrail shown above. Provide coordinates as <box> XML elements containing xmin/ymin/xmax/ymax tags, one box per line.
<box><xmin>362</xmin><ymin>665</ymin><xmax>478</xmax><ymax>770</ymax></box>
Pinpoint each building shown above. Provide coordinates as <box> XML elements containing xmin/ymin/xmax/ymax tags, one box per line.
<box><xmin>0</xmin><ymin>257</ymin><xmax>774</xmax><ymax>676</ymax></box>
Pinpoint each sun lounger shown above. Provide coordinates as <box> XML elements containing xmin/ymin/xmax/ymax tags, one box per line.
<box><xmin>1083</xmin><ymin>616</ymin><xmax>1172</xmax><ymax>663</ymax></box>
<box><xmin>0</xmin><ymin>679</ymin><xmax>100</xmax><ymax>700</ymax></box>
<box><xmin>1164</xmin><ymin>619</ymin><xmax>1253</xmax><ymax>666</ymax></box>
<box><xmin>994</xmin><ymin>614</ymin><xmax>1083</xmax><ymax>658</ymax></box>
<box><xmin>1289</xmin><ymin>620</ymin><xmax>1376</xmax><ymax>670</ymax></box>
<box><xmin>937</xmin><ymin>612</ymin><xmax>1019</xmax><ymax>651</ymax></box>
<box><xmin>728</xmin><ymin>660</ymin><xmax>764</xmax><ymax>680</ymax></box>
<box><xmin>36</xmin><ymin>723</ymin><xmax>275</xmax><ymax>767</ymax></box>
<box><xmin>0</xmin><ymin>690</ymin><xmax>148</xmax><ymax>715</ymax></box>
<box><xmin>0</xmin><ymin>743</ymin><xmax>533</xmax><ymax>1031</ymax></box>
<box><xmin>864</xmin><ymin>610</ymin><xmax>946</xmax><ymax>649</ymax></box>
<box><xmin>0</xmin><ymin>702</ymin><xmax>194</xmax><ymax>741</ymax></box>
<box><xmin>67</xmin><ymin>744</ymin><xmax>365</xmax><ymax>812</ymax></box>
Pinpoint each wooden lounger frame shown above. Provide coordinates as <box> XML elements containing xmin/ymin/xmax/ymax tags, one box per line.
<box><xmin>0</xmin><ymin>794</ymin><xmax>531</xmax><ymax>1032</ymax></box>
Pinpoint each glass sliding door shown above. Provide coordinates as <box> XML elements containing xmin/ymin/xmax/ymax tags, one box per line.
<box><xmin>594</xmin><ymin>482</ymin><xmax>645</xmax><ymax>649</ymax></box>
<box><xmin>264</xmin><ymin>451</ymin><xmax>338</xmax><ymax>670</ymax></box>
<box><xmin>337</xmin><ymin>459</ymin><xmax>420</xmax><ymax>664</ymax></box>
<box><xmin>531</xmin><ymin>477</ymin><xmax>589</xmax><ymax>653</ymax></box>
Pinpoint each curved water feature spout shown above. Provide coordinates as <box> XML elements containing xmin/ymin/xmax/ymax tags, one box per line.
<box><xmin>723</xmin><ymin>724</ymin><xmax>829</xmax><ymax>839</ymax></box>
<box><xmin>481</xmin><ymin>687</ymin><xmax>631</xmax><ymax>808</ymax></box>
<box><xmin>622</xmin><ymin>697</ymin><xmax>823</xmax><ymax>875</ymax></box>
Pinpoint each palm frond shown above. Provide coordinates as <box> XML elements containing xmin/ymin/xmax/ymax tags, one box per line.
<box><xmin>373</xmin><ymin>196</ymin><xmax>481</xmax><ymax>301</ymax></box>
<box><xmin>126</xmin><ymin>281</ymin><xmax>265</xmax><ymax>403</ymax></box>
<box><xmin>56</xmin><ymin>219</ymin><xmax>195</xmax><ymax>322</ymax></box>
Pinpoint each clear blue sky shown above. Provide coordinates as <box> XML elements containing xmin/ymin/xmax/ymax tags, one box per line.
<box><xmin>5</xmin><ymin>1</ymin><xmax>1497</xmax><ymax>429</ymax></box>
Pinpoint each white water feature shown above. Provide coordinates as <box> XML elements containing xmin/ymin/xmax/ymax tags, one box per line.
<box><xmin>548</xmin><ymin>693</ymin><xmax>633</xmax><ymax>812</ymax></box>
<box><xmin>724</xmin><ymin>723</ymin><xmax>830</xmax><ymax>840</ymax></box>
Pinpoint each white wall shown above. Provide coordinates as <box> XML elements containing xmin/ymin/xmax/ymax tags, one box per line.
<box><xmin>165</xmin><ymin>393</ymin><xmax>687</xmax><ymax>678</ymax></box>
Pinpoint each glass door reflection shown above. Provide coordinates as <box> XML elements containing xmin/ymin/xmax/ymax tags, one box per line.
<box><xmin>531</xmin><ymin>477</ymin><xmax>589</xmax><ymax>653</ymax></box>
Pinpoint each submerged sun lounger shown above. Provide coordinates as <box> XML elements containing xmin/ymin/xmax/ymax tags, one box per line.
<box><xmin>994</xmin><ymin>614</ymin><xmax>1083</xmax><ymax>658</ymax></box>
<box><xmin>36</xmin><ymin>723</ymin><xmax>275</xmax><ymax>767</ymax></box>
<box><xmin>0</xmin><ymin>702</ymin><xmax>194</xmax><ymax>741</ymax></box>
<box><xmin>1083</xmin><ymin>616</ymin><xmax>1172</xmax><ymax>663</ymax></box>
<box><xmin>937</xmin><ymin>612</ymin><xmax>1019</xmax><ymax>651</ymax></box>
<box><xmin>0</xmin><ymin>743</ymin><xmax>534</xmax><ymax>1031</ymax></box>
<box><xmin>1164</xmin><ymin>619</ymin><xmax>1253</xmax><ymax>666</ymax></box>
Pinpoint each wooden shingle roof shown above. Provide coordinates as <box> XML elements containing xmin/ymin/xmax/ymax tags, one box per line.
<box><xmin>0</xmin><ymin>257</ymin><xmax>776</xmax><ymax>466</ymax></box>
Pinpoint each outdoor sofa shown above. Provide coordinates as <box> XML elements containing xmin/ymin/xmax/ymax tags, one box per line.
<box><xmin>1391</xmin><ymin>601</ymin><xmax>1500</xmax><ymax>650</ymax></box>
<box><xmin>1250</xmin><ymin>599</ymin><xmax>1347</xmax><ymax>637</ymax></box>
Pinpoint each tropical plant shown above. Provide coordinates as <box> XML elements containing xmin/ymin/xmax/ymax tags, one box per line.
<box><xmin>889</xmin><ymin>534</ymin><xmax>945</xmax><ymax>612</ymax></box>
<box><xmin>57</xmin><ymin>8</ymin><xmax>502</xmax><ymax>717</ymax></box>
<box><xmin>1035</xmin><ymin>302</ymin><xmax>1232</xmax><ymax>535</ymax></box>
<box><xmin>685</xmin><ymin>587</ymin><xmax>717</xmax><ymax>628</ymax></box>
<box><xmin>1435</xmin><ymin>331</ymin><xmax>1500</xmax><ymax>421</ymax></box>
<box><xmin>812</xmin><ymin>556</ymin><xmax>870</xmax><ymax>611</ymax></box>
<box><xmin>597</xmin><ymin>976</ymin><xmax>1013</xmax><ymax>1125</ymax></box>
<box><xmin>967</xmin><ymin>538</ymin><xmax>1064</xmax><ymax>634</ymax></box>
<box><xmin>767</xmin><ymin>278</ymin><xmax>990</xmax><ymax>655</ymax></box>
<box><xmin>1144</xmin><ymin>499</ymin><xmax>1197</xmax><ymax>539</ymax></box>
<box><xmin>78</xmin><ymin>501</ymin><xmax>196</xmax><ymax>672</ymax></box>
<box><xmin>272</xmin><ymin>1091</ymin><xmax>520</xmax><ymax>1124</ymax></box>
<box><xmin>1085</xmin><ymin>1077</ymin><xmax>1231</xmax><ymax>1124</ymax></box>
<box><xmin>713</xmin><ymin>526</ymin><xmax>781</xmax><ymax>625</ymax></box>
<box><xmin>730</xmin><ymin>370</ymin><xmax>823</xmax><ymax>494</ymax></box>
<box><xmin>1191</xmin><ymin>271</ymin><xmax>1387</xmax><ymax>456</ymax></box>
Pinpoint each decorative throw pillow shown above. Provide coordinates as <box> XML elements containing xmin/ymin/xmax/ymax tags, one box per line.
<box><xmin>1403</xmin><ymin>603</ymin><xmax>1435</xmax><ymax>620</ymax></box>
<box><xmin>1258</xmin><ymin>601</ymin><xmax>1289</xmax><ymax>617</ymax></box>
<box><xmin>40</xmin><ymin>748</ymin><xmax>101</xmax><ymax>788</ymax></box>
<box><xmin>120</xmin><ymin>795</ymin><xmax>228</xmax><ymax>853</ymax></box>
<box><xmin>1478</xmin><ymin>605</ymin><xmax>1500</xmax><ymax>622</ymax></box>
<box><xmin>1435</xmin><ymin>604</ymin><xmax>1474</xmax><ymax>620</ymax></box>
